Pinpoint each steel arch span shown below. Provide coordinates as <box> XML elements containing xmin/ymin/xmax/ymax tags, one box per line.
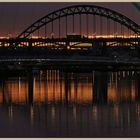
<box><xmin>17</xmin><ymin>4</ymin><xmax>140</xmax><ymax>38</ymax></box>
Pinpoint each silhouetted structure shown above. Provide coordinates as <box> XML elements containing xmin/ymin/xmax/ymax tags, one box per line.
<box><xmin>93</xmin><ymin>71</ymin><xmax>108</xmax><ymax>104</ymax></box>
<box><xmin>28</xmin><ymin>69</ymin><xmax>34</xmax><ymax>104</ymax></box>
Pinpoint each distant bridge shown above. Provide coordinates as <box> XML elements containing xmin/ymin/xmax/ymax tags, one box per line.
<box><xmin>0</xmin><ymin>37</ymin><xmax>140</xmax><ymax>48</ymax></box>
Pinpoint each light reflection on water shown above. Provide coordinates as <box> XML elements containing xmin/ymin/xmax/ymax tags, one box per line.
<box><xmin>0</xmin><ymin>70</ymin><xmax>140</xmax><ymax>137</ymax></box>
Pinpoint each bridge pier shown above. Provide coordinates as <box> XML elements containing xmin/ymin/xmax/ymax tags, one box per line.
<box><xmin>102</xmin><ymin>42</ymin><xmax>107</xmax><ymax>56</ymax></box>
<box><xmin>28</xmin><ymin>41</ymin><xmax>32</xmax><ymax>47</ymax></box>
<box><xmin>66</xmin><ymin>41</ymin><xmax>70</xmax><ymax>50</ymax></box>
<box><xmin>136</xmin><ymin>74</ymin><xmax>140</xmax><ymax>102</ymax></box>
<box><xmin>9</xmin><ymin>42</ymin><xmax>14</xmax><ymax>47</ymax></box>
<box><xmin>92</xmin><ymin>71</ymin><xmax>108</xmax><ymax>104</ymax></box>
<box><xmin>138</xmin><ymin>41</ymin><xmax>140</xmax><ymax>47</ymax></box>
<box><xmin>137</xmin><ymin>41</ymin><xmax>140</xmax><ymax>58</ymax></box>
<box><xmin>92</xmin><ymin>41</ymin><xmax>107</xmax><ymax>56</ymax></box>
<box><xmin>2</xmin><ymin>80</ymin><xmax>6</xmax><ymax>104</ymax></box>
<box><xmin>28</xmin><ymin>69</ymin><xmax>34</xmax><ymax>104</ymax></box>
<box><xmin>64</xmin><ymin>72</ymin><xmax>69</xmax><ymax>105</ymax></box>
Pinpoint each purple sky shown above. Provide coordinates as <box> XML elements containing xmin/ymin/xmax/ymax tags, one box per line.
<box><xmin>0</xmin><ymin>2</ymin><xmax>140</xmax><ymax>37</ymax></box>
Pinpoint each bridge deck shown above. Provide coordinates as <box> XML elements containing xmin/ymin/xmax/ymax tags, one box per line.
<box><xmin>0</xmin><ymin>58</ymin><xmax>140</xmax><ymax>71</ymax></box>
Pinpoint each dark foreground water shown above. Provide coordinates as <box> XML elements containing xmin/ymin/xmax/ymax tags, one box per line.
<box><xmin>0</xmin><ymin>69</ymin><xmax>140</xmax><ymax>137</ymax></box>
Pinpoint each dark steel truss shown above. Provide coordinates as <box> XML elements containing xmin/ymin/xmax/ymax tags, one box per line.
<box><xmin>17</xmin><ymin>4</ymin><xmax>140</xmax><ymax>38</ymax></box>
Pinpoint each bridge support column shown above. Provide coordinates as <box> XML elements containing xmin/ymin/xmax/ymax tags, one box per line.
<box><xmin>92</xmin><ymin>71</ymin><xmax>108</xmax><ymax>104</ymax></box>
<box><xmin>92</xmin><ymin>42</ymin><xmax>94</xmax><ymax>48</ymax></box>
<box><xmin>102</xmin><ymin>42</ymin><xmax>107</xmax><ymax>56</ymax></box>
<box><xmin>137</xmin><ymin>41</ymin><xmax>140</xmax><ymax>58</ymax></box>
<box><xmin>138</xmin><ymin>41</ymin><xmax>140</xmax><ymax>47</ymax></box>
<box><xmin>92</xmin><ymin>41</ymin><xmax>99</xmax><ymax>48</ymax></box>
<box><xmin>66</xmin><ymin>41</ymin><xmax>70</xmax><ymax>50</ymax></box>
<box><xmin>9</xmin><ymin>42</ymin><xmax>14</xmax><ymax>47</ymax></box>
<box><xmin>28</xmin><ymin>41</ymin><xmax>32</xmax><ymax>47</ymax></box>
<box><xmin>136</xmin><ymin>74</ymin><xmax>140</xmax><ymax>102</ymax></box>
<box><xmin>92</xmin><ymin>41</ymin><xmax>105</xmax><ymax>56</ymax></box>
<box><xmin>28</xmin><ymin>69</ymin><xmax>34</xmax><ymax>104</ymax></box>
<box><xmin>28</xmin><ymin>41</ymin><xmax>33</xmax><ymax>55</ymax></box>
<box><xmin>2</xmin><ymin>79</ymin><xmax>6</xmax><ymax>104</ymax></box>
<box><xmin>64</xmin><ymin>72</ymin><xmax>70</xmax><ymax>105</ymax></box>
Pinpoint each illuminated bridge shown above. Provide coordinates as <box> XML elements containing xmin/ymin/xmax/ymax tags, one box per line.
<box><xmin>1</xmin><ymin>4</ymin><xmax>140</xmax><ymax>70</ymax></box>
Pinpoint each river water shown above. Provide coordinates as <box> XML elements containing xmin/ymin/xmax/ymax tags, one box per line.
<box><xmin>0</xmin><ymin>69</ymin><xmax>140</xmax><ymax>137</ymax></box>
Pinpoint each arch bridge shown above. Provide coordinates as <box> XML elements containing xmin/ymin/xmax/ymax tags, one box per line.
<box><xmin>0</xmin><ymin>4</ymin><xmax>140</xmax><ymax>49</ymax></box>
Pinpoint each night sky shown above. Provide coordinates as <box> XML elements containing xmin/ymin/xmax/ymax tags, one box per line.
<box><xmin>0</xmin><ymin>2</ymin><xmax>140</xmax><ymax>37</ymax></box>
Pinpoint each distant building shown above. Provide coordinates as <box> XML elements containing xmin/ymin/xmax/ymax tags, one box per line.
<box><xmin>66</xmin><ymin>34</ymin><xmax>81</xmax><ymax>39</ymax></box>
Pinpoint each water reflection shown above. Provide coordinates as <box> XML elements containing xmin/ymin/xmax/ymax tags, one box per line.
<box><xmin>0</xmin><ymin>70</ymin><xmax>139</xmax><ymax>105</ymax></box>
<box><xmin>0</xmin><ymin>70</ymin><xmax>140</xmax><ymax>137</ymax></box>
